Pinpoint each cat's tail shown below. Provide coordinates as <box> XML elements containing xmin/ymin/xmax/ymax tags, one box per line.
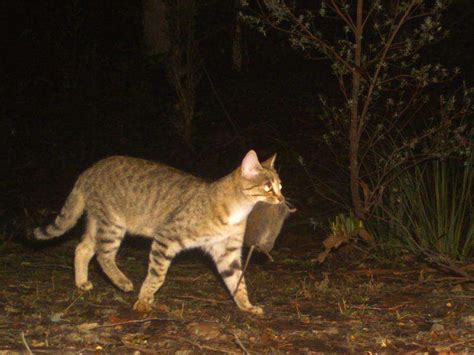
<box><xmin>34</xmin><ymin>185</ymin><xmax>85</xmax><ymax>240</ymax></box>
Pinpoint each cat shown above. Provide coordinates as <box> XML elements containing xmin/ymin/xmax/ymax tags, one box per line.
<box><xmin>244</xmin><ymin>201</ymin><xmax>296</xmax><ymax>260</ymax></box>
<box><xmin>34</xmin><ymin>150</ymin><xmax>284</xmax><ymax>315</ymax></box>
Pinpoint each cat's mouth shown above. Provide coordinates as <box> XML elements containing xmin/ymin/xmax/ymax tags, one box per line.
<box><xmin>268</xmin><ymin>194</ymin><xmax>285</xmax><ymax>204</ymax></box>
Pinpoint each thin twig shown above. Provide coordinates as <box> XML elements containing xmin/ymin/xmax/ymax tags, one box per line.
<box><xmin>171</xmin><ymin>336</ymin><xmax>237</xmax><ymax>354</ymax></box>
<box><xmin>21</xmin><ymin>263</ymin><xmax>73</xmax><ymax>270</ymax></box>
<box><xmin>233</xmin><ymin>245</ymin><xmax>255</xmax><ymax>296</ymax></box>
<box><xmin>174</xmin><ymin>295</ymin><xmax>229</xmax><ymax>304</ymax></box>
<box><xmin>418</xmin><ymin>247</ymin><xmax>474</xmax><ymax>282</ymax></box>
<box><xmin>347</xmin><ymin>267</ymin><xmax>435</xmax><ymax>275</ymax></box>
<box><xmin>62</xmin><ymin>292</ymin><xmax>86</xmax><ymax>315</ymax></box>
<box><xmin>424</xmin><ymin>276</ymin><xmax>472</xmax><ymax>283</ymax></box>
<box><xmin>202</xmin><ymin>65</ymin><xmax>243</xmax><ymax>145</ymax></box>
<box><xmin>231</xmin><ymin>331</ymin><xmax>249</xmax><ymax>355</ymax></box>
<box><xmin>95</xmin><ymin>317</ymin><xmax>180</xmax><ymax>329</ymax></box>
<box><xmin>21</xmin><ymin>331</ymin><xmax>33</xmax><ymax>355</ymax></box>
<box><xmin>434</xmin><ymin>338</ymin><xmax>474</xmax><ymax>350</ymax></box>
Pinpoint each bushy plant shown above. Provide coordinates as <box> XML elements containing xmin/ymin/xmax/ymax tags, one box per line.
<box><xmin>330</xmin><ymin>211</ymin><xmax>363</xmax><ymax>240</ymax></box>
<box><xmin>371</xmin><ymin>153</ymin><xmax>473</xmax><ymax>261</ymax></box>
<box><xmin>241</xmin><ymin>0</ymin><xmax>473</xmax><ymax>226</ymax></box>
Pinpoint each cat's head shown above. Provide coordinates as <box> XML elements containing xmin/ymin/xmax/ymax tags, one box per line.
<box><xmin>239</xmin><ymin>150</ymin><xmax>284</xmax><ymax>205</ymax></box>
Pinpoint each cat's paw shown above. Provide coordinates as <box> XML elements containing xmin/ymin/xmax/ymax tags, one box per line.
<box><xmin>245</xmin><ymin>305</ymin><xmax>264</xmax><ymax>316</ymax></box>
<box><xmin>133</xmin><ymin>299</ymin><xmax>153</xmax><ymax>313</ymax></box>
<box><xmin>78</xmin><ymin>281</ymin><xmax>93</xmax><ymax>291</ymax></box>
<box><xmin>117</xmin><ymin>279</ymin><xmax>134</xmax><ymax>292</ymax></box>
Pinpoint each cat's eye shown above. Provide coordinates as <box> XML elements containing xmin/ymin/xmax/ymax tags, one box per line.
<box><xmin>264</xmin><ymin>183</ymin><xmax>273</xmax><ymax>192</ymax></box>
<box><xmin>279</xmin><ymin>183</ymin><xmax>282</xmax><ymax>190</ymax></box>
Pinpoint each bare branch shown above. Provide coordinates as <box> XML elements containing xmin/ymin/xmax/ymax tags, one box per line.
<box><xmin>328</xmin><ymin>0</ymin><xmax>356</xmax><ymax>32</ymax></box>
<box><xmin>358</xmin><ymin>0</ymin><xmax>421</xmax><ymax>135</ymax></box>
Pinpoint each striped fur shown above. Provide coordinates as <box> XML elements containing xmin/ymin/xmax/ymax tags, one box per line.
<box><xmin>34</xmin><ymin>187</ymin><xmax>85</xmax><ymax>240</ymax></box>
<box><xmin>34</xmin><ymin>150</ymin><xmax>284</xmax><ymax>315</ymax></box>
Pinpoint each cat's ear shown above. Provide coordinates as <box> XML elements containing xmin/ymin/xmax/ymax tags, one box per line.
<box><xmin>241</xmin><ymin>150</ymin><xmax>262</xmax><ymax>178</ymax></box>
<box><xmin>261</xmin><ymin>153</ymin><xmax>277</xmax><ymax>169</ymax></box>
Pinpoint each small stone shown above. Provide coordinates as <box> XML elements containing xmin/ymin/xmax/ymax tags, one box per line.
<box><xmin>461</xmin><ymin>315</ymin><xmax>474</xmax><ymax>326</ymax></box>
<box><xmin>431</xmin><ymin>323</ymin><xmax>444</xmax><ymax>332</ymax></box>
<box><xmin>186</xmin><ymin>322</ymin><xmax>221</xmax><ymax>340</ymax></box>
<box><xmin>49</xmin><ymin>312</ymin><xmax>63</xmax><ymax>322</ymax></box>
<box><xmin>325</xmin><ymin>327</ymin><xmax>339</xmax><ymax>335</ymax></box>
<box><xmin>300</xmin><ymin>315</ymin><xmax>311</xmax><ymax>324</ymax></box>
<box><xmin>155</xmin><ymin>303</ymin><xmax>170</xmax><ymax>313</ymax></box>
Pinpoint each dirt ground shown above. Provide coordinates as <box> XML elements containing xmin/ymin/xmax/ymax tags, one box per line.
<box><xmin>1</xmin><ymin>229</ymin><xmax>473</xmax><ymax>354</ymax></box>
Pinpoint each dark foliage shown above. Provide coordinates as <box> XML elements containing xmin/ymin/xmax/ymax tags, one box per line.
<box><xmin>2</xmin><ymin>0</ymin><xmax>474</xmax><ymax>240</ymax></box>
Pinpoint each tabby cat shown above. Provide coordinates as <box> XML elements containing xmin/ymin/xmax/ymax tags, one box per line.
<box><xmin>34</xmin><ymin>150</ymin><xmax>284</xmax><ymax>315</ymax></box>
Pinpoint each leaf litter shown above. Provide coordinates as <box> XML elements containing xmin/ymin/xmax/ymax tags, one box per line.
<box><xmin>0</xmin><ymin>232</ymin><xmax>473</xmax><ymax>353</ymax></box>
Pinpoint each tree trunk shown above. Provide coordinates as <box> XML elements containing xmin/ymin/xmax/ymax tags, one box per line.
<box><xmin>232</xmin><ymin>0</ymin><xmax>242</xmax><ymax>72</ymax></box>
<box><xmin>167</xmin><ymin>0</ymin><xmax>200</xmax><ymax>150</ymax></box>
<box><xmin>143</xmin><ymin>0</ymin><xmax>170</xmax><ymax>56</ymax></box>
<box><xmin>350</xmin><ymin>0</ymin><xmax>365</xmax><ymax>221</ymax></box>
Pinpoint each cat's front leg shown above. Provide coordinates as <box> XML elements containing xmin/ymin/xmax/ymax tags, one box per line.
<box><xmin>231</xmin><ymin>274</ymin><xmax>263</xmax><ymax>316</ymax></box>
<box><xmin>134</xmin><ymin>238</ymin><xmax>175</xmax><ymax>313</ymax></box>
<box><xmin>207</xmin><ymin>239</ymin><xmax>263</xmax><ymax>316</ymax></box>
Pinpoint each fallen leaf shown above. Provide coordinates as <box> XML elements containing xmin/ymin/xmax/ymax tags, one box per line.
<box><xmin>50</xmin><ymin>312</ymin><xmax>63</xmax><ymax>322</ymax></box>
<box><xmin>450</xmin><ymin>284</ymin><xmax>463</xmax><ymax>293</ymax></box>
<box><xmin>434</xmin><ymin>346</ymin><xmax>451</xmax><ymax>353</ymax></box>
<box><xmin>358</xmin><ymin>228</ymin><xmax>375</xmax><ymax>246</ymax></box>
<box><xmin>314</xmin><ymin>250</ymin><xmax>330</xmax><ymax>264</ymax></box>
<box><xmin>322</xmin><ymin>232</ymin><xmax>347</xmax><ymax>250</ymax></box>
<box><xmin>112</xmin><ymin>294</ymin><xmax>128</xmax><ymax>304</ymax></box>
<box><xmin>30</xmin><ymin>339</ymin><xmax>46</xmax><ymax>347</ymax></box>
<box><xmin>155</xmin><ymin>303</ymin><xmax>170</xmax><ymax>313</ymax></box>
<box><xmin>461</xmin><ymin>315</ymin><xmax>474</xmax><ymax>326</ymax></box>
<box><xmin>431</xmin><ymin>323</ymin><xmax>444</xmax><ymax>332</ymax></box>
<box><xmin>314</xmin><ymin>232</ymin><xmax>349</xmax><ymax>264</ymax></box>
<box><xmin>107</xmin><ymin>314</ymin><xmax>129</xmax><ymax>324</ymax></box>
<box><xmin>325</xmin><ymin>327</ymin><xmax>339</xmax><ymax>335</ymax></box>
<box><xmin>4</xmin><ymin>305</ymin><xmax>20</xmax><ymax>314</ymax></box>
<box><xmin>77</xmin><ymin>322</ymin><xmax>99</xmax><ymax>331</ymax></box>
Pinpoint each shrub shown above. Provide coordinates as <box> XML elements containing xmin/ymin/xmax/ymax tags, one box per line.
<box><xmin>371</xmin><ymin>154</ymin><xmax>473</xmax><ymax>261</ymax></box>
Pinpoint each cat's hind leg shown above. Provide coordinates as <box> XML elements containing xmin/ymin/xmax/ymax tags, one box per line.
<box><xmin>95</xmin><ymin>222</ymin><xmax>133</xmax><ymax>292</ymax></box>
<box><xmin>75</xmin><ymin>218</ymin><xmax>97</xmax><ymax>291</ymax></box>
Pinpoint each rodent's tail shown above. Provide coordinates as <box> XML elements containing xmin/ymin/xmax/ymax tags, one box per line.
<box><xmin>34</xmin><ymin>185</ymin><xmax>85</xmax><ymax>240</ymax></box>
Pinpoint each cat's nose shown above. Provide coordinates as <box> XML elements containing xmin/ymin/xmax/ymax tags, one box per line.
<box><xmin>276</xmin><ymin>195</ymin><xmax>285</xmax><ymax>203</ymax></box>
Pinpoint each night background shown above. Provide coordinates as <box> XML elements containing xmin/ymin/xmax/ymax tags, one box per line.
<box><xmin>1</xmin><ymin>0</ymin><xmax>473</xmax><ymax>352</ymax></box>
